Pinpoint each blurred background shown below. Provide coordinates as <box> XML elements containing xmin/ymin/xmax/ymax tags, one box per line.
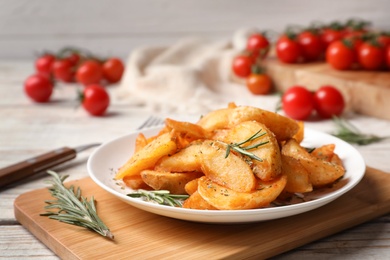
<box><xmin>1</xmin><ymin>0</ymin><xmax>389</xmax><ymax>60</ymax></box>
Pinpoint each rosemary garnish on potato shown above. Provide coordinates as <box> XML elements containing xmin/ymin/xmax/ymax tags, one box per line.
<box><xmin>332</xmin><ymin>117</ymin><xmax>387</xmax><ymax>145</ymax></box>
<box><xmin>127</xmin><ymin>189</ymin><xmax>189</xmax><ymax>207</ymax></box>
<box><xmin>41</xmin><ymin>171</ymin><xmax>114</xmax><ymax>240</ymax></box>
<box><xmin>225</xmin><ymin>129</ymin><xmax>269</xmax><ymax>162</ymax></box>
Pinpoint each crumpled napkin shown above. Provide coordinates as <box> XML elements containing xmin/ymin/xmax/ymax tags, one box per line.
<box><xmin>115</xmin><ymin>28</ymin><xmax>279</xmax><ymax>115</ymax></box>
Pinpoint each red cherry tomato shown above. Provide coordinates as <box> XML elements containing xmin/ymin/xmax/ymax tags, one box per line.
<box><xmin>282</xmin><ymin>86</ymin><xmax>315</xmax><ymax>120</ymax></box>
<box><xmin>386</xmin><ymin>46</ymin><xmax>390</xmax><ymax>69</ymax></box>
<box><xmin>297</xmin><ymin>31</ymin><xmax>323</xmax><ymax>61</ymax></box>
<box><xmin>81</xmin><ymin>84</ymin><xmax>110</xmax><ymax>116</ymax></box>
<box><xmin>326</xmin><ymin>40</ymin><xmax>356</xmax><ymax>70</ymax></box>
<box><xmin>102</xmin><ymin>58</ymin><xmax>125</xmax><ymax>83</ymax></box>
<box><xmin>232</xmin><ymin>55</ymin><xmax>253</xmax><ymax>78</ymax></box>
<box><xmin>378</xmin><ymin>33</ymin><xmax>390</xmax><ymax>48</ymax></box>
<box><xmin>276</xmin><ymin>35</ymin><xmax>301</xmax><ymax>64</ymax></box>
<box><xmin>52</xmin><ymin>59</ymin><xmax>75</xmax><ymax>82</ymax></box>
<box><xmin>246</xmin><ymin>73</ymin><xmax>272</xmax><ymax>95</ymax></box>
<box><xmin>65</xmin><ymin>52</ymin><xmax>80</xmax><ymax>66</ymax></box>
<box><xmin>76</xmin><ymin>60</ymin><xmax>103</xmax><ymax>86</ymax></box>
<box><xmin>24</xmin><ymin>74</ymin><xmax>53</xmax><ymax>103</ymax></box>
<box><xmin>313</xmin><ymin>85</ymin><xmax>345</xmax><ymax>118</ymax></box>
<box><xmin>320</xmin><ymin>28</ymin><xmax>345</xmax><ymax>50</ymax></box>
<box><xmin>246</xmin><ymin>33</ymin><xmax>270</xmax><ymax>58</ymax></box>
<box><xmin>35</xmin><ymin>54</ymin><xmax>55</xmax><ymax>76</ymax></box>
<box><xmin>358</xmin><ymin>42</ymin><xmax>385</xmax><ymax>70</ymax></box>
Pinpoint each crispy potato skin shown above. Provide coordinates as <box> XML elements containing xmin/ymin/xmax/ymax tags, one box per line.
<box><xmin>183</xmin><ymin>191</ymin><xmax>217</xmax><ymax>210</ymax></box>
<box><xmin>197</xmin><ymin>175</ymin><xmax>287</xmax><ymax>210</ymax></box>
<box><xmin>228</xmin><ymin>106</ymin><xmax>299</xmax><ymax>143</ymax></box>
<box><xmin>141</xmin><ymin>170</ymin><xmax>203</xmax><ymax>195</ymax></box>
<box><xmin>196</xmin><ymin>108</ymin><xmax>232</xmax><ymax>132</ymax></box>
<box><xmin>123</xmin><ymin>175</ymin><xmax>152</xmax><ymax>190</ymax></box>
<box><xmin>282</xmin><ymin>139</ymin><xmax>345</xmax><ymax>187</ymax></box>
<box><xmin>197</xmin><ymin>106</ymin><xmax>299</xmax><ymax>143</ymax></box>
<box><xmin>281</xmin><ymin>155</ymin><xmax>313</xmax><ymax>193</ymax></box>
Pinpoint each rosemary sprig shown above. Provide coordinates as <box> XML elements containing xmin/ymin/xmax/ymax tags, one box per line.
<box><xmin>127</xmin><ymin>189</ymin><xmax>189</xmax><ymax>207</ymax></box>
<box><xmin>332</xmin><ymin>116</ymin><xmax>387</xmax><ymax>145</ymax></box>
<box><xmin>40</xmin><ymin>171</ymin><xmax>114</xmax><ymax>240</ymax></box>
<box><xmin>225</xmin><ymin>129</ymin><xmax>269</xmax><ymax>162</ymax></box>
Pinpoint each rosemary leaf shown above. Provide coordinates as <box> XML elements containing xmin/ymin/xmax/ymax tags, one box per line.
<box><xmin>41</xmin><ymin>171</ymin><xmax>114</xmax><ymax>240</ymax></box>
<box><xmin>127</xmin><ymin>189</ymin><xmax>189</xmax><ymax>207</ymax></box>
<box><xmin>332</xmin><ymin>117</ymin><xmax>387</xmax><ymax>145</ymax></box>
<box><xmin>225</xmin><ymin>129</ymin><xmax>269</xmax><ymax>161</ymax></box>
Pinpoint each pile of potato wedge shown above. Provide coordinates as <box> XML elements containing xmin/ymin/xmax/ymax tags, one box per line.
<box><xmin>115</xmin><ymin>103</ymin><xmax>345</xmax><ymax>210</ymax></box>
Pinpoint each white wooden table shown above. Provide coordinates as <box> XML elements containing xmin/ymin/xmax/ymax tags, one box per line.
<box><xmin>1</xmin><ymin>60</ymin><xmax>390</xmax><ymax>259</ymax></box>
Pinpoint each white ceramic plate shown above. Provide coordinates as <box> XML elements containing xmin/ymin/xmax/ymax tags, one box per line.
<box><xmin>87</xmin><ymin>126</ymin><xmax>365</xmax><ymax>224</ymax></box>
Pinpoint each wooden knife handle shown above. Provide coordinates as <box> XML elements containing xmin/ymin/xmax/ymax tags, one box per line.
<box><xmin>0</xmin><ymin>147</ymin><xmax>76</xmax><ymax>188</ymax></box>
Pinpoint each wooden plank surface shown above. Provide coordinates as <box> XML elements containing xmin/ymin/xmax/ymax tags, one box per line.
<box><xmin>14</xmin><ymin>167</ymin><xmax>390</xmax><ymax>260</ymax></box>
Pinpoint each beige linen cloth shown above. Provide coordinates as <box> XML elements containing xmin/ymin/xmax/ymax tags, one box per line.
<box><xmin>115</xmin><ymin>29</ymin><xmax>279</xmax><ymax>115</ymax></box>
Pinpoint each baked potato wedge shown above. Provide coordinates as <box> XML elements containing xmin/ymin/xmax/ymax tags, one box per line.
<box><xmin>197</xmin><ymin>175</ymin><xmax>287</xmax><ymax>210</ymax></box>
<box><xmin>115</xmin><ymin>132</ymin><xmax>177</xmax><ymax>179</ymax></box>
<box><xmin>282</xmin><ymin>139</ymin><xmax>345</xmax><ymax>187</ymax></box>
<box><xmin>123</xmin><ymin>174</ymin><xmax>152</xmax><ymax>190</ymax></box>
<box><xmin>184</xmin><ymin>178</ymin><xmax>199</xmax><ymax>195</ymax></box>
<box><xmin>281</xmin><ymin>155</ymin><xmax>313</xmax><ymax>193</ymax></box>
<box><xmin>155</xmin><ymin>142</ymin><xmax>202</xmax><ymax>173</ymax></box>
<box><xmin>221</xmin><ymin>121</ymin><xmax>282</xmax><ymax>181</ymax></box>
<box><xmin>182</xmin><ymin>191</ymin><xmax>217</xmax><ymax>210</ymax></box>
<box><xmin>229</xmin><ymin>106</ymin><xmax>299</xmax><ymax>142</ymax></box>
<box><xmin>199</xmin><ymin>140</ymin><xmax>256</xmax><ymax>193</ymax></box>
<box><xmin>141</xmin><ymin>170</ymin><xmax>203</xmax><ymax>195</ymax></box>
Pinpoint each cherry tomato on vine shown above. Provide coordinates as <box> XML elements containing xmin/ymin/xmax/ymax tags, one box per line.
<box><xmin>313</xmin><ymin>85</ymin><xmax>345</xmax><ymax>118</ymax></box>
<box><xmin>65</xmin><ymin>52</ymin><xmax>81</xmax><ymax>66</ymax></box>
<box><xmin>232</xmin><ymin>55</ymin><xmax>253</xmax><ymax>78</ymax></box>
<box><xmin>102</xmin><ymin>58</ymin><xmax>125</xmax><ymax>83</ymax></box>
<box><xmin>246</xmin><ymin>73</ymin><xmax>272</xmax><ymax>95</ymax></box>
<box><xmin>35</xmin><ymin>54</ymin><xmax>55</xmax><ymax>76</ymax></box>
<box><xmin>326</xmin><ymin>40</ymin><xmax>356</xmax><ymax>70</ymax></box>
<box><xmin>76</xmin><ymin>60</ymin><xmax>103</xmax><ymax>86</ymax></box>
<box><xmin>80</xmin><ymin>84</ymin><xmax>110</xmax><ymax>116</ymax></box>
<box><xmin>24</xmin><ymin>74</ymin><xmax>53</xmax><ymax>103</ymax></box>
<box><xmin>358</xmin><ymin>42</ymin><xmax>385</xmax><ymax>70</ymax></box>
<box><xmin>52</xmin><ymin>59</ymin><xmax>75</xmax><ymax>82</ymax></box>
<box><xmin>282</xmin><ymin>86</ymin><xmax>315</xmax><ymax>120</ymax></box>
<box><xmin>276</xmin><ymin>35</ymin><xmax>301</xmax><ymax>64</ymax></box>
<box><xmin>344</xmin><ymin>35</ymin><xmax>364</xmax><ymax>52</ymax></box>
<box><xmin>320</xmin><ymin>27</ymin><xmax>345</xmax><ymax>50</ymax></box>
<box><xmin>246</xmin><ymin>33</ymin><xmax>270</xmax><ymax>58</ymax></box>
<box><xmin>343</xmin><ymin>19</ymin><xmax>369</xmax><ymax>38</ymax></box>
<box><xmin>297</xmin><ymin>30</ymin><xmax>323</xmax><ymax>62</ymax></box>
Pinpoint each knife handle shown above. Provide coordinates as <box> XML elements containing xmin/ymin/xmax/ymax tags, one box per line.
<box><xmin>0</xmin><ymin>147</ymin><xmax>76</xmax><ymax>188</ymax></box>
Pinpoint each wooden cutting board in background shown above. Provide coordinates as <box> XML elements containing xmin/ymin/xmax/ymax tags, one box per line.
<box><xmin>14</xmin><ymin>167</ymin><xmax>390</xmax><ymax>259</ymax></box>
<box><xmin>266</xmin><ymin>58</ymin><xmax>390</xmax><ymax>120</ymax></box>
<box><xmin>235</xmin><ymin>57</ymin><xmax>390</xmax><ymax>120</ymax></box>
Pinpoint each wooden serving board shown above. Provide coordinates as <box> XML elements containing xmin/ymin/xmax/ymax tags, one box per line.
<box><xmin>236</xmin><ymin>57</ymin><xmax>390</xmax><ymax>120</ymax></box>
<box><xmin>14</xmin><ymin>167</ymin><xmax>390</xmax><ymax>260</ymax></box>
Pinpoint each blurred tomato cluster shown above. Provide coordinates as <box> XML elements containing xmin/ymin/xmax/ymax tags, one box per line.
<box><xmin>24</xmin><ymin>47</ymin><xmax>125</xmax><ymax>116</ymax></box>
<box><xmin>274</xmin><ymin>18</ymin><xmax>390</xmax><ymax>71</ymax></box>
